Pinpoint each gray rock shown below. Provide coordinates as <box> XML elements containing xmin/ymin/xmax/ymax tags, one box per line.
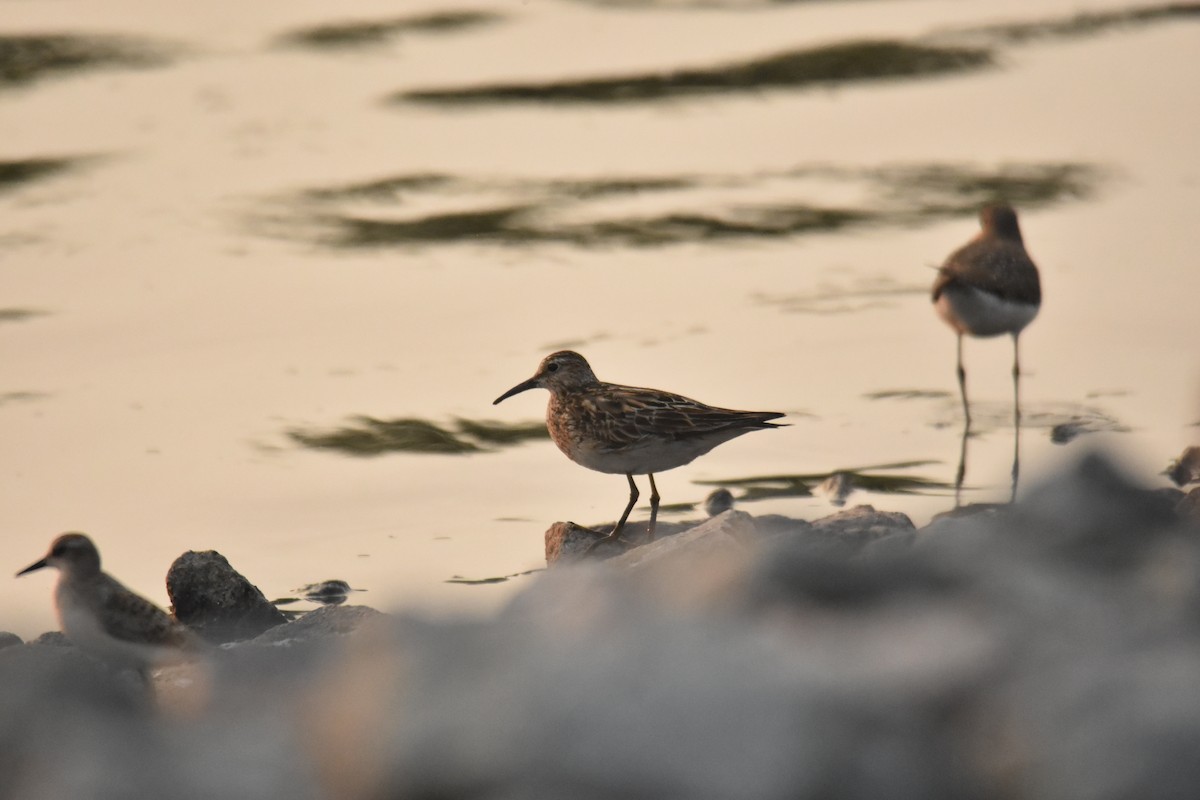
<box><xmin>33</xmin><ymin>630</ymin><xmax>72</xmax><ymax>647</ymax></box>
<box><xmin>4</xmin><ymin>449</ymin><xmax>1200</xmax><ymax>800</ymax></box>
<box><xmin>1168</xmin><ymin>445</ymin><xmax>1200</xmax><ymax>487</ymax></box>
<box><xmin>251</xmin><ymin>605</ymin><xmax>384</xmax><ymax>646</ymax></box>
<box><xmin>809</xmin><ymin>504</ymin><xmax>915</xmax><ymax>544</ymax></box>
<box><xmin>0</xmin><ymin>636</ymin><xmax>319</xmax><ymax>800</ymax></box>
<box><xmin>614</xmin><ymin>509</ymin><xmax>759</xmax><ymax>570</ymax></box>
<box><xmin>1177</xmin><ymin>486</ymin><xmax>1200</xmax><ymax>521</ymax></box>
<box><xmin>545</xmin><ymin>518</ymin><xmax>692</xmax><ymax>565</ymax></box>
<box><xmin>166</xmin><ymin>550</ymin><xmax>287</xmax><ymax>643</ymax></box>
<box><xmin>544</xmin><ymin>521</ymin><xmax>620</xmax><ymax>564</ymax></box>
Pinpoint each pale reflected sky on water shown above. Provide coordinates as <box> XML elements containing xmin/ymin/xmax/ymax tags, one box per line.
<box><xmin>2</xmin><ymin>0</ymin><xmax>1198</xmax><ymax>637</ymax></box>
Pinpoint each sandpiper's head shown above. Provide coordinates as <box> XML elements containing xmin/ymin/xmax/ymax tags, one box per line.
<box><xmin>493</xmin><ymin>350</ymin><xmax>599</xmax><ymax>404</ymax></box>
<box><xmin>979</xmin><ymin>204</ymin><xmax>1022</xmax><ymax>242</ymax></box>
<box><xmin>17</xmin><ymin>532</ymin><xmax>101</xmax><ymax>578</ymax></box>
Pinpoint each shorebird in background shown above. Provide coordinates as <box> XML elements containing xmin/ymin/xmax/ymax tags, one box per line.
<box><xmin>932</xmin><ymin>203</ymin><xmax>1042</xmax><ymax>425</ymax></box>
<box><xmin>17</xmin><ymin>533</ymin><xmax>204</xmax><ymax>674</ymax></box>
<box><xmin>932</xmin><ymin>204</ymin><xmax>1041</xmax><ymax>503</ymax></box>
<box><xmin>494</xmin><ymin>351</ymin><xmax>785</xmax><ymax>548</ymax></box>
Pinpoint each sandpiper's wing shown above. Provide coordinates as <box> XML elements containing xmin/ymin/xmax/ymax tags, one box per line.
<box><xmin>92</xmin><ymin>575</ymin><xmax>197</xmax><ymax>649</ymax></box>
<box><xmin>586</xmin><ymin>384</ymin><xmax>784</xmax><ymax>450</ymax></box>
<box><xmin>933</xmin><ymin>238</ymin><xmax>1040</xmax><ymax>304</ymax></box>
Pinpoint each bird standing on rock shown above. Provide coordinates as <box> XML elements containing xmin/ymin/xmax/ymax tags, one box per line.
<box><xmin>494</xmin><ymin>350</ymin><xmax>785</xmax><ymax>548</ymax></box>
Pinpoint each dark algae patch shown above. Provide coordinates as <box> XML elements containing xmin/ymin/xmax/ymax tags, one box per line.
<box><xmin>873</xmin><ymin>162</ymin><xmax>1102</xmax><ymax>216</ymax></box>
<box><xmin>0</xmin><ymin>33</ymin><xmax>170</xmax><ymax>88</ymax></box>
<box><xmin>950</xmin><ymin>2</ymin><xmax>1200</xmax><ymax>45</ymax></box>
<box><xmin>317</xmin><ymin>204</ymin><xmax>870</xmax><ymax>248</ymax></box>
<box><xmin>277</xmin><ymin>10</ymin><xmax>501</xmax><ymax>50</ymax></box>
<box><xmin>289</xmin><ymin>416</ymin><xmax>547</xmax><ymax>456</ymax></box>
<box><xmin>301</xmin><ymin>173</ymin><xmax>455</xmax><ymax>202</ymax></box>
<box><xmin>290</xmin><ymin>417</ymin><xmax>483</xmax><ymax>455</ymax></box>
<box><xmin>446</xmin><ymin>568</ymin><xmax>543</xmax><ymax>586</ymax></box>
<box><xmin>453</xmin><ymin>418</ymin><xmax>548</xmax><ymax>446</ymax></box>
<box><xmin>389</xmin><ymin>3</ymin><xmax>1200</xmax><ymax>106</ymax></box>
<box><xmin>269</xmin><ymin>160</ymin><xmax>1104</xmax><ymax>250</ymax></box>
<box><xmin>544</xmin><ymin>176</ymin><xmax>697</xmax><ymax>200</ymax></box>
<box><xmin>300</xmin><ymin>174</ymin><xmax>695</xmax><ymax>205</ymax></box>
<box><xmin>0</xmin><ymin>308</ymin><xmax>48</xmax><ymax>324</ymax></box>
<box><xmin>397</xmin><ymin>40</ymin><xmax>992</xmax><ymax>105</ymax></box>
<box><xmin>321</xmin><ymin>206</ymin><xmax>538</xmax><ymax>247</ymax></box>
<box><xmin>571</xmin><ymin>205</ymin><xmax>871</xmax><ymax>246</ymax></box>
<box><xmin>865</xmin><ymin>389</ymin><xmax>955</xmax><ymax>401</ymax></box>
<box><xmin>0</xmin><ymin>158</ymin><xmax>78</xmax><ymax>193</ymax></box>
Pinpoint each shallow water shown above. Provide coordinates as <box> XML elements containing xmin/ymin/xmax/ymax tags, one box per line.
<box><xmin>2</xmin><ymin>0</ymin><xmax>1198</xmax><ymax>638</ymax></box>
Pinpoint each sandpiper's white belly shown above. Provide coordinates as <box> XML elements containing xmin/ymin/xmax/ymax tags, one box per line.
<box><xmin>935</xmin><ymin>285</ymin><xmax>1039</xmax><ymax>338</ymax></box>
<box><xmin>562</xmin><ymin>432</ymin><xmax>746</xmax><ymax>475</ymax></box>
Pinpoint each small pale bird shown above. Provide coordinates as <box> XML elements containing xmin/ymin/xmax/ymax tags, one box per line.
<box><xmin>932</xmin><ymin>204</ymin><xmax>1042</xmax><ymax>425</ymax></box>
<box><xmin>493</xmin><ymin>351</ymin><xmax>785</xmax><ymax>547</ymax></box>
<box><xmin>17</xmin><ymin>532</ymin><xmax>204</xmax><ymax>673</ymax></box>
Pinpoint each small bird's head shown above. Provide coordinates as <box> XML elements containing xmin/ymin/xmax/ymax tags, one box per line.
<box><xmin>17</xmin><ymin>532</ymin><xmax>101</xmax><ymax>578</ymax></box>
<box><xmin>493</xmin><ymin>350</ymin><xmax>599</xmax><ymax>404</ymax></box>
<box><xmin>979</xmin><ymin>204</ymin><xmax>1022</xmax><ymax>242</ymax></box>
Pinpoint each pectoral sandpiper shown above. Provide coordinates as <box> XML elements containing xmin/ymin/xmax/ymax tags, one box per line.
<box><xmin>493</xmin><ymin>351</ymin><xmax>785</xmax><ymax>547</ymax></box>
<box><xmin>17</xmin><ymin>532</ymin><xmax>204</xmax><ymax>673</ymax></box>
<box><xmin>932</xmin><ymin>204</ymin><xmax>1042</xmax><ymax>425</ymax></box>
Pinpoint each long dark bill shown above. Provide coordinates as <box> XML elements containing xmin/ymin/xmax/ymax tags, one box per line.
<box><xmin>16</xmin><ymin>558</ymin><xmax>48</xmax><ymax>577</ymax></box>
<box><xmin>493</xmin><ymin>377</ymin><xmax>540</xmax><ymax>405</ymax></box>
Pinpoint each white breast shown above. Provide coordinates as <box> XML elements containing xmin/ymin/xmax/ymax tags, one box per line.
<box><xmin>935</xmin><ymin>285</ymin><xmax>1039</xmax><ymax>338</ymax></box>
<box><xmin>564</xmin><ymin>431</ymin><xmax>748</xmax><ymax>476</ymax></box>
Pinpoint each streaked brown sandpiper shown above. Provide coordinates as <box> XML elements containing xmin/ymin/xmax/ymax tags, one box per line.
<box><xmin>493</xmin><ymin>351</ymin><xmax>785</xmax><ymax>548</ymax></box>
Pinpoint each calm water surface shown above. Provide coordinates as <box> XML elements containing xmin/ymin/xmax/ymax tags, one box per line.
<box><xmin>2</xmin><ymin>0</ymin><xmax>1198</xmax><ymax>637</ymax></box>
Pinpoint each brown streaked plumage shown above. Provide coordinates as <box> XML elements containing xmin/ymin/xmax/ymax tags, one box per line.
<box><xmin>17</xmin><ymin>532</ymin><xmax>205</xmax><ymax>673</ymax></box>
<box><xmin>493</xmin><ymin>351</ymin><xmax>784</xmax><ymax>547</ymax></box>
<box><xmin>932</xmin><ymin>204</ymin><xmax>1041</xmax><ymax>426</ymax></box>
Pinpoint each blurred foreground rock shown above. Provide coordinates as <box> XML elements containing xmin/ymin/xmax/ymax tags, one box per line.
<box><xmin>4</xmin><ymin>451</ymin><xmax>1200</xmax><ymax>800</ymax></box>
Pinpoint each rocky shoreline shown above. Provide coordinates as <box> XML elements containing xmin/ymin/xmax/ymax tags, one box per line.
<box><xmin>3</xmin><ymin>450</ymin><xmax>1200</xmax><ymax>799</ymax></box>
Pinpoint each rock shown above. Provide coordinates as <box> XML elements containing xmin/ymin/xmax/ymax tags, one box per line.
<box><xmin>1179</xmin><ymin>486</ymin><xmax>1200</xmax><ymax>521</ymax></box>
<box><xmin>166</xmin><ymin>550</ymin><xmax>288</xmax><ymax>643</ymax></box>
<box><xmin>1168</xmin><ymin>445</ymin><xmax>1200</xmax><ymax>487</ymax></box>
<box><xmin>928</xmin><ymin>501</ymin><xmax>1011</xmax><ymax>524</ymax></box>
<box><xmin>546</xmin><ymin>516</ymin><xmax>700</xmax><ymax>565</ymax></box>
<box><xmin>0</xmin><ymin>633</ymin><xmax>314</xmax><ymax>799</ymax></box>
<box><xmin>6</xmin><ymin>449</ymin><xmax>1200</xmax><ymax>800</ymax></box>
<box><xmin>251</xmin><ymin>605</ymin><xmax>385</xmax><ymax>647</ymax></box>
<box><xmin>809</xmin><ymin>504</ymin><xmax>915</xmax><ymax>545</ymax></box>
<box><xmin>0</xmin><ymin>632</ymin><xmax>23</xmax><ymax>650</ymax></box>
<box><xmin>545</xmin><ymin>521</ymin><xmax>620</xmax><ymax>565</ymax></box>
<box><xmin>1013</xmin><ymin>452</ymin><xmax>1185</xmax><ymax>570</ymax></box>
<box><xmin>604</xmin><ymin>511</ymin><xmax>767</xmax><ymax>604</ymax></box>
<box><xmin>547</xmin><ymin>508</ymin><xmax>814</xmax><ymax>567</ymax></box>
<box><xmin>615</xmin><ymin>510</ymin><xmax>759</xmax><ymax>569</ymax></box>
<box><xmin>33</xmin><ymin>631</ymin><xmax>72</xmax><ymax>647</ymax></box>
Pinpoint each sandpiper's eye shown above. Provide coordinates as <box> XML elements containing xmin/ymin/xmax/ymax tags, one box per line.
<box><xmin>547</xmin><ymin>362</ymin><xmax>560</xmax><ymax>373</ymax></box>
